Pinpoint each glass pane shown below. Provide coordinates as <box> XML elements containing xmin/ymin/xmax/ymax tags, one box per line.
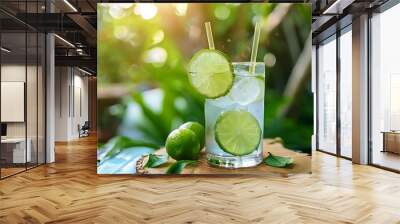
<box><xmin>318</xmin><ymin>37</ymin><xmax>337</xmax><ymax>154</ymax></box>
<box><xmin>26</xmin><ymin>0</ymin><xmax>39</xmax><ymax>169</ymax></box>
<box><xmin>27</xmin><ymin>31</ymin><xmax>38</xmax><ymax>169</ymax></box>
<box><xmin>0</xmin><ymin>1</ymin><xmax>46</xmax><ymax>178</ymax></box>
<box><xmin>38</xmin><ymin>33</ymin><xmax>45</xmax><ymax>165</ymax></box>
<box><xmin>1</xmin><ymin>30</ymin><xmax>27</xmax><ymax>177</ymax></box>
<box><xmin>371</xmin><ymin>5</ymin><xmax>400</xmax><ymax>171</ymax></box>
<box><xmin>339</xmin><ymin>29</ymin><xmax>352</xmax><ymax>158</ymax></box>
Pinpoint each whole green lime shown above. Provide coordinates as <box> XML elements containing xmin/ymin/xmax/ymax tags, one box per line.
<box><xmin>166</xmin><ymin>128</ymin><xmax>201</xmax><ymax>160</ymax></box>
<box><xmin>179</xmin><ymin>122</ymin><xmax>205</xmax><ymax>149</ymax></box>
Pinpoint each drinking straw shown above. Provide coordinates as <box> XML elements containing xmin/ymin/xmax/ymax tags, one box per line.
<box><xmin>249</xmin><ymin>21</ymin><xmax>261</xmax><ymax>74</ymax></box>
<box><xmin>205</xmin><ymin>22</ymin><xmax>215</xmax><ymax>50</ymax></box>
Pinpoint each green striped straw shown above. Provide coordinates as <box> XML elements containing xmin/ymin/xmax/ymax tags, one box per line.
<box><xmin>249</xmin><ymin>21</ymin><xmax>261</xmax><ymax>74</ymax></box>
<box><xmin>205</xmin><ymin>22</ymin><xmax>215</xmax><ymax>50</ymax></box>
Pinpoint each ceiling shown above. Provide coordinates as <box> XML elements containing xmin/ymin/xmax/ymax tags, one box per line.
<box><xmin>1</xmin><ymin>0</ymin><xmax>395</xmax><ymax>73</ymax></box>
<box><xmin>311</xmin><ymin>0</ymin><xmax>391</xmax><ymax>43</ymax></box>
<box><xmin>0</xmin><ymin>0</ymin><xmax>98</xmax><ymax>74</ymax></box>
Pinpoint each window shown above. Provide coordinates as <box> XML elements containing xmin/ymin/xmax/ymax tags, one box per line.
<box><xmin>0</xmin><ymin>1</ymin><xmax>46</xmax><ymax>179</ymax></box>
<box><xmin>339</xmin><ymin>27</ymin><xmax>352</xmax><ymax>158</ymax></box>
<box><xmin>317</xmin><ymin>36</ymin><xmax>337</xmax><ymax>154</ymax></box>
<box><xmin>371</xmin><ymin>3</ymin><xmax>400</xmax><ymax>171</ymax></box>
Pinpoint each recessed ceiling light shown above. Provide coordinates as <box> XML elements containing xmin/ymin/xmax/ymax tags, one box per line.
<box><xmin>63</xmin><ymin>0</ymin><xmax>78</xmax><ymax>12</ymax></box>
<box><xmin>322</xmin><ymin>0</ymin><xmax>354</xmax><ymax>15</ymax></box>
<box><xmin>78</xmin><ymin>67</ymin><xmax>93</xmax><ymax>76</ymax></box>
<box><xmin>1</xmin><ymin>47</ymin><xmax>11</xmax><ymax>53</ymax></box>
<box><xmin>54</xmin><ymin>34</ymin><xmax>75</xmax><ymax>48</ymax></box>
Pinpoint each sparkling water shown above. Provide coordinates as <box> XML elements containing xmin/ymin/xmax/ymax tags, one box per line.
<box><xmin>205</xmin><ymin>62</ymin><xmax>265</xmax><ymax>168</ymax></box>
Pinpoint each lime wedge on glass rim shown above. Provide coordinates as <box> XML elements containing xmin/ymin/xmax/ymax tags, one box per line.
<box><xmin>214</xmin><ymin>110</ymin><xmax>261</xmax><ymax>156</ymax></box>
<box><xmin>188</xmin><ymin>49</ymin><xmax>233</xmax><ymax>98</ymax></box>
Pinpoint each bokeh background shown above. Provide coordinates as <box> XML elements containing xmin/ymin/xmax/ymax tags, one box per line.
<box><xmin>98</xmin><ymin>3</ymin><xmax>312</xmax><ymax>158</ymax></box>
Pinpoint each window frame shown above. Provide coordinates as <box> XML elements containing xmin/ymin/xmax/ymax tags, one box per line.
<box><xmin>367</xmin><ymin>0</ymin><xmax>400</xmax><ymax>173</ymax></box>
<box><xmin>315</xmin><ymin>21</ymin><xmax>353</xmax><ymax>161</ymax></box>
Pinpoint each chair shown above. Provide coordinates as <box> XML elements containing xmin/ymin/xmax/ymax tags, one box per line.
<box><xmin>78</xmin><ymin>121</ymin><xmax>90</xmax><ymax>138</ymax></box>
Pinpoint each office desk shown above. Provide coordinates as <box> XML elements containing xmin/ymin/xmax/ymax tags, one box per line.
<box><xmin>1</xmin><ymin>138</ymin><xmax>31</xmax><ymax>163</ymax></box>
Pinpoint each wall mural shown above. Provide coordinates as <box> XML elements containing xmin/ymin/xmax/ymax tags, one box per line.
<box><xmin>97</xmin><ymin>3</ymin><xmax>312</xmax><ymax>175</ymax></box>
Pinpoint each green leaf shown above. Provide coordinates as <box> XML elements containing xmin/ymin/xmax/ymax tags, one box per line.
<box><xmin>263</xmin><ymin>152</ymin><xmax>294</xmax><ymax>168</ymax></box>
<box><xmin>97</xmin><ymin>142</ymin><xmax>105</xmax><ymax>148</ymax></box>
<box><xmin>166</xmin><ymin>160</ymin><xmax>197</xmax><ymax>174</ymax></box>
<box><xmin>133</xmin><ymin>93</ymin><xmax>169</xmax><ymax>143</ymax></box>
<box><xmin>100</xmin><ymin>136</ymin><xmax>160</xmax><ymax>162</ymax></box>
<box><xmin>144</xmin><ymin>154</ymin><xmax>169</xmax><ymax>168</ymax></box>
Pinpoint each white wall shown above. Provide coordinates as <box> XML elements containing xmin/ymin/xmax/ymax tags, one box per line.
<box><xmin>1</xmin><ymin>65</ymin><xmax>25</xmax><ymax>132</ymax></box>
<box><xmin>1</xmin><ymin>64</ymin><xmax>46</xmax><ymax>164</ymax></box>
<box><xmin>1</xmin><ymin>65</ymin><xmax>26</xmax><ymax>140</ymax></box>
<box><xmin>55</xmin><ymin>67</ymin><xmax>69</xmax><ymax>141</ymax></box>
<box><xmin>1</xmin><ymin>65</ymin><xmax>38</xmax><ymax>138</ymax></box>
<box><xmin>55</xmin><ymin>67</ymin><xmax>89</xmax><ymax>141</ymax></box>
<box><xmin>1</xmin><ymin>82</ymin><xmax>25</xmax><ymax>122</ymax></box>
<box><xmin>70</xmin><ymin>73</ymin><xmax>89</xmax><ymax>138</ymax></box>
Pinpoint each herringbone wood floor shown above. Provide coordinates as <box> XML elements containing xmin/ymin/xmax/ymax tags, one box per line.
<box><xmin>1</xmin><ymin>135</ymin><xmax>400</xmax><ymax>224</ymax></box>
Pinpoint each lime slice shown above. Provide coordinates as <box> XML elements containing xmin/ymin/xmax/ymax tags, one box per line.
<box><xmin>214</xmin><ymin>110</ymin><xmax>261</xmax><ymax>156</ymax></box>
<box><xmin>188</xmin><ymin>49</ymin><xmax>233</xmax><ymax>98</ymax></box>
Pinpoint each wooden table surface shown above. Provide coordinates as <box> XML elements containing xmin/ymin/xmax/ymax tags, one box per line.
<box><xmin>138</xmin><ymin>139</ymin><xmax>311</xmax><ymax>175</ymax></box>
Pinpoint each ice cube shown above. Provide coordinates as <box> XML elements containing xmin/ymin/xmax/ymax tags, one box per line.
<box><xmin>207</xmin><ymin>95</ymin><xmax>235</xmax><ymax>108</ymax></box>
<box><xmin>230</xmin><ymin>76</ymin><xmax>264</xmax><ymax>106</ymax></box>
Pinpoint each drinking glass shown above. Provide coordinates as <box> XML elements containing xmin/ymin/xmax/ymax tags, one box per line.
<box><xmin>205</xmin><ymin>62</ymin><xmax>265</xmax><ymax>168</ymax></box>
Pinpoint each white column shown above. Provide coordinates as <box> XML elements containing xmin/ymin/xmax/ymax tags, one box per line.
<box><xmin>352</xmin><ymin>14</ymin><xmax>369</xmax><ymax>164</ymax></box>
<box><xmin>46</xmin><ymin>33</ymin><xmax>55</xmax><ymax>163</ymax></box>
<box><xmin>45</xmin><ymin>1</ymin><xmax>55</xmax><ymax>163</ymax></box>
<box><xmin>312</xmin><ymin>45</ymin><xmax>317</xmax><ymax>151</ymax></box>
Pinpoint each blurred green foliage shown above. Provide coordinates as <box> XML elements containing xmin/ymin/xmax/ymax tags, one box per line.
<box><xmin>98</xmin><ymin>3</ymin><xmax>312</xmax><ymax>154</ymax></box>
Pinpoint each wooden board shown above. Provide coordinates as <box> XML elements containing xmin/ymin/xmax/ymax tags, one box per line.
<box><xmin>137</xmin><ymin>139</ymin><xmax>311</xmax><ymax>175</ymax></box>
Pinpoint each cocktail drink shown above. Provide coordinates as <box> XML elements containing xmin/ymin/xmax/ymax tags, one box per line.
<box><xmin>188</xmin><ymin>21</ymin><xmax>264</xmax><ymax>168</ymax></box>
<box><xmin>205</xmin><ymin>63</ymin><xmax>265</xmax><ymax>168</ymax></box>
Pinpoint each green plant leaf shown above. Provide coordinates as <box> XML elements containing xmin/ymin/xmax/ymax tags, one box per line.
<box><xmin>144</xmin><ymin>154</ymin><xmax>169</xmax><ymax>168</ymax></box>
<box><xmin>100</xmin><ymin>136</ymin><xmax>160</xmax><ymax>162</ymax></box>
<box><xmin>97</xmin><ymin>142</ymin><xmax>105</xmax><ymax>148</ymax></box>
<box><xmin>133</xmin><ymin>93</ymin><xmax>170</xmax><ymax>140</ymax></box>
<box><xmin>263</xmin><ymin>152</ymin><xmax>294</xmax><ymax>168</ymax></box>
<box><xmin>166</xmin><ymin>160</ymin><xmax>197</xmax><ymax>174</ymax></box>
